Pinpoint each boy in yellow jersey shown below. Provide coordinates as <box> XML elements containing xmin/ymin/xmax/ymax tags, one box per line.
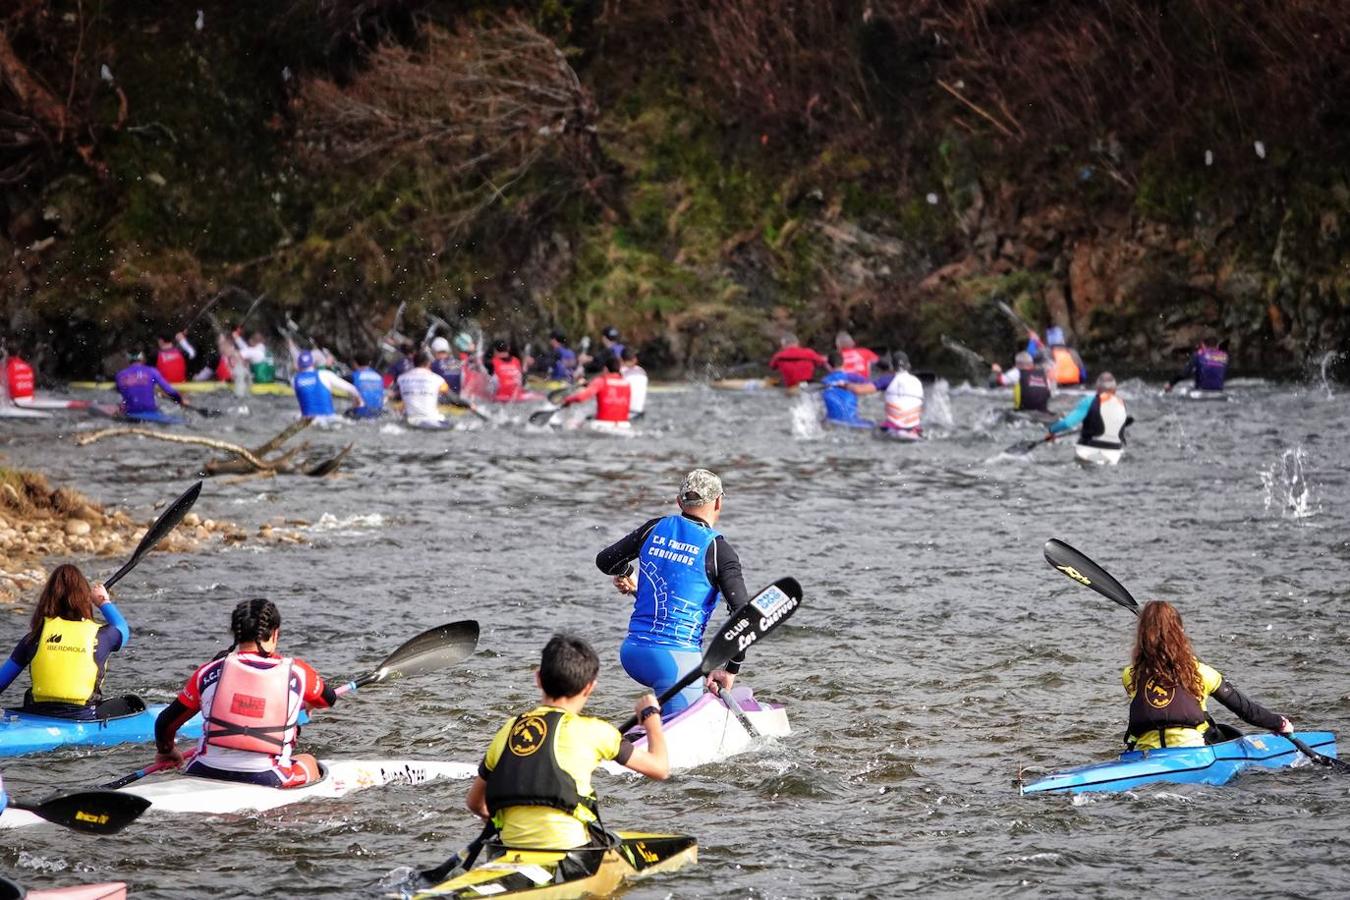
<box><xmin>466</xmin><ymin>634</ymin><xmax>669</xmax><ymax>849</ymax></box>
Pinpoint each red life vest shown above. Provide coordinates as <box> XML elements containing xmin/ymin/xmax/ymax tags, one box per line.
<box><xmin>215</xmin><ymin>357</ymin><xmax>232</xmax><ymax>382</ymax></box>
<box><xmin>156</xmin><ymin>347</ymin><xmax>187</xmax><ymax>383</ymax></box>
<box><xmin>5</xmin><ymin>357</ymin><xmax>35</xmax><ymax>400</ymax></box>
<box><xmin>204</xmin><ymin>655</ymin><xmax>299</xmax><ymax>756</ymax></box>
<box><xmin>840</xmin><ymin>347</ymin><xmax>877</xmax><ymax>379</ymax></box>
<box><xmin>493</xmin><ymin>355</ymin><xmax>524</xmax><ymax>402</ymax></box>
<box><xmin>595</xmin><ymin>373</ymin><xmax>632</xmax><ymax>422</ymax></box>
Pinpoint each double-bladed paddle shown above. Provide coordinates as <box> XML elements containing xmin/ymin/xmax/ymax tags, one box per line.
<box><xmin>104</xmin><ymin>481</ymin><xmax>203</xmax><ymax>590</ymax></box>
<box><xmin>528</xmin><ymin>405</ymin><xmax>561</xmax><ymax>426</ymax></box>
<box><xmin>334</xmin><ymin>620</ymin><xmax>480</xmax><ymax>697</ymax></box>
<box><xmin>6</xmin><ymin>790</ymin><xmax>150</xmax><ymax>834</ymax></box>
<box><xmin>617</xmin><ymin>576</ymin><xmax>803</xmax><ymax>734</ymax></box>
<box><xmin>1043</xmin><ymin>538</ymin><xmax>1349</xmax><ymax>773</ymax></box>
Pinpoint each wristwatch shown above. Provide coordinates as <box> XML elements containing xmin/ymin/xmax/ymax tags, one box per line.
<box><xmin>639</xmin><ymin>705</ymin><xmax>661</xmax><ymax>723</ymax></box>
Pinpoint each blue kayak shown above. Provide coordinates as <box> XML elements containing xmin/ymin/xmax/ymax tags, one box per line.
<box><xmin>0</xmin><ymin>700</ymin><xmax>203</xmax><ymax>757</ymax></box>
<box><xmin>125</xmin><ymin>409</ymin><xmax>186</xmax><ymax>426</ymax></box>
<box><xmin>1021</xmin><ymin>731</ymin><xmax>1337</xmax><ymax>795</ymax></box>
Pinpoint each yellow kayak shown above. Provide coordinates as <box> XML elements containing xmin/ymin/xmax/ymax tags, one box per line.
<box><xmin>69</xmin><ymin>380</ymin><xmax>294</xmax><ymax>397</ymax></box>
<box><xmin>410</xmin><ymin>833</ymin><xmax>696</xmax><ymax>899</ymax></box>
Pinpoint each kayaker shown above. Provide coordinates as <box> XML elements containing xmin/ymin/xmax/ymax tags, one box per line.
<box><xmin>1166</xmin><ymin>337</ymin><xmax>1228</xmax><ymax>394</ymax></box>
<box><xmin>465</xmin><ymin>634</ymin><xmax>668</xmax><ymax>851</ymax></box>
<box><xmin>154</xmin><ymin>599</ymin><xmax>336</xmax><ymax>788</ymax></box>
<box><xmin>991</xmin><ymin>351</ymin><xmax>1052</xmax><ymax>414</ymax></box>
<box><xmin>428</xmin><ymin>337</ymin><xmax>458</xmax><ymax>390</ymax></box>
<box><xmin>115</xmin><ymin>350</ymin><xmax>190</xmax><ymax>419</ymax></box>
<box><xmin>620</xmin><ymin>346</ymin><xmax>648</xmax><ymax>422</ymax></box>
<box><xmin>561</xmin><ymin>356</ymin><xmax>631</xmax><ymax>428</ymax></box>
<box><xmin>387</xmin><ymin>340</ymin><xmax>418</xmax><ymax>393</ymax></box>
<box><xmin>835</xmin><ymin>331</ymin><xmax>879</xmax><ymax>379</ymax></box>
<box><xmin>1047</xmin><ymin>372</ymin><xmax>1131</xmax><ymax>463</ymax></box>
<box><xmin>594</xmin><ymin>468</ymin><xmax>749</xmax><ymax>716</ymax></box>
<box><xmin>154</xmin><ymin>333</ymin><xmax>195</xmax><ymax>384</ymax></box>
<box><xmin>454</xmin><ymin>333</ymin><xmax>490</xmax><ymax>401</ymax></box>
<box><xmin>879</xmin><ymin>351</ymin><xmax>923</xmax><ymax>439</ymax></box>
<box><xmin>0</xmin><ymin>564</ymin><xmax>129</xmax><ymax>720</ymax></box>
<box><xmin>397</xmin><ymin>350</ymin><xmax>451</xmax><ymax>428</ymax></box>
<box><xmin>545</xmin><ymin>330</ymin><xmax>578</xmax><ymax>383</ymax></box>
<box><xmin>1035</xmin><ymin>326</ymin><xmax>1087</xmax><ymax>386</ymax></box>
<box><xmin>348</xmin><ymin>351</ymin><xmax>387</xmax><ymax>419</ymax></box>
<box><xmin>579</xmin><ymin>326</ymin><xmax>624</xmax><ymax>373</ymax></box>
<box><xmin>767</xmin><ymin>334</ymin><xmax>826</xmax><ymax>388</ymax></box>
<box><xmin>232</xmin><ymin>330</ymin><xmax>275</xmax><ymax>384</ymax></box>
<box><xmin>292</xmin><ymin>349</ymin><xmax>362</xmax><ymax>418</ymax></box>
<box><xmin>489</xmin><ymin>341</ymin><xmax>533</xmax><ymax>403</ymax></box>
<box><xmin>4</xmin><ymin>351</ymin><xmax>35</xmax><ymax>403</ymax></box>
<box><xmin>820</xmin><ymin>351</ymin><xmax>876</xmax><ymax>428</ymax></box>
<box><xmin>1124</xmin><ymin>600</ymin><xmax>1292</xmax><ymax>750</ymax></box>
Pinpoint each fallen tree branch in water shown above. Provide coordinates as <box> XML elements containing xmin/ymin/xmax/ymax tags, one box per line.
<box><xmin>74</xmin><ymin>427</ymin><xmax>271</xmax><ymax>470</ymax></box>
<box><xmin>73</xmin><ymin>419</ymin><xmax>348</xmax><ymax>477</ymax></box>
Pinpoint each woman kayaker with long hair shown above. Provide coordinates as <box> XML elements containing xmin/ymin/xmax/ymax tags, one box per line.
<box><xmin>1125</xmin><ymin>600</ymin><xmax>1292</xmax><ymax>749</ymax></box>
<box><xmin>0</xmin><ymin>564</ymin><xmax>130</xmax><ymax>719</ymax></box>
<box><xmin>154</xmin><ymin>599</ymin><xmax>337</xmax><ymax>788</ymax></box>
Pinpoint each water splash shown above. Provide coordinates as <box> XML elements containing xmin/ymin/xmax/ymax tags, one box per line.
<box><xmin>790</xmin><ymin>392</ymin><xmax>824</xmax><ymax>440</ymax></box>
<box><xmin>1317</xmin><ymin>350</ymin><xmax>1342</xmax><ymax>399</ymax></box>
<box><xmin>923</xmin><ymin>378</ymin><xmax>955</xmax><ymax>429</ymax></box>
<box><xmin>1261</xmin><ymin>446</ymin><xmax>1319</xmax><ymax>520</ymax></box>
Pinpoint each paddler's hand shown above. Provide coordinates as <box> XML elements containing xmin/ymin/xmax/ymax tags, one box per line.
<box><xmin>1278</xmin><ymin>717</ymin><xmax>1294</xmax><ymax>734</ymax></box>
<box><xmin>155</xmin><ymin>746</ymin><xmax>184</xmax><ymax>767</ymax></box>
<box><xmin>633</xmin><ymin>693</ymin><xmax>661</xmax><ymax>728</ymax></box>
<box><xmin>613</xmin><ymin>574</ymin><xmax>636</xmax><ymax>594</ymax></box>
<box><xmin>705</xmin><ymin>669</ymin><xmax>735</xmax><ymax>694</ymax></box>
<box><xmin>92</xmin><ymin>583</ymin><xmax>110</xmax><ymax>605</ymax></box>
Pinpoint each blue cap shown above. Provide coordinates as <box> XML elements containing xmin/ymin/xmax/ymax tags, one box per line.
<box><xmin>297</xmin><ymin>350</ymin><xmax>314</xmax><ymax>369</ymax></box>
<box><xmin>1046</xmin><ymin>326</ymin><xmax>1066</xmax><ymax>346</ymax></box>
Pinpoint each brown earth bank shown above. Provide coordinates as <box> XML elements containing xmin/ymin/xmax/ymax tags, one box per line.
<box><xmin>1</xmin><ymin>1</ymin><xmax>1347</xmax><ymax>378</ymax></box>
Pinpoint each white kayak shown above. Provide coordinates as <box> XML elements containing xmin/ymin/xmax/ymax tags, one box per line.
<box><xmin>603</xmin><ymin>685</ymin><xmax>789</xmax><ymax>775</ymax></box>
<box><xmin>13</xmin><ymin>396</ymin><xmax>90</xmax><ymax>411</ymax></box>
<box><xmin>0</xmin><ymin>759</ymin><xmax>474</xmax><ymax>829</ymax></box>
<box><xmin>1184</xmin><ymin>389</ymin><xmax>1228</xmax><ymax>402</ymax></box>
<box><xmin>1075</xmin><ymin>444</ymin><xmax>1123</xmax><ymax>465</ymax></box>
<box><xmin>0</xmin><ymin>404</ymin><xmax>50</xmax><ymax>419</ymax></box>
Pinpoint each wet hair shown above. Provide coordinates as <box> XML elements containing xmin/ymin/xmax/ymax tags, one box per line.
<box><xmin>493</xmin><ymin>339</ymin><xmax>509</xmax><ymax>354</ymax></box>
<box><xmin>604</xmin><ymin>355</ymin><xmax>622</xmax><ymax>374</ymax></box>
<box><xmin>414</xmin><ymin>349</ymin><xmax>432</xmax><ymax>367</ymax></box>
<box><xmin>550</xmin><ymin>330</ymin><xmax>567</xmax><ymax>345</ymax></box>
<box><xmin>538</xmin><ymin>633</ymin><xmax>600</xmax><ymax>698</ymax></box>
<box><xmin>229</xmin><ymin>599</ymin><xmax>282</xmax><ymax>655</ymax></box>
<box><xmin>827</xmin><ymin>350</ymin><xmax>844</xmax><ymax>368</ymax></box>
<box><xmin>835</xmin><ymin>331</ymin><xmax>855</xmax><ymax>350</ymax></box>
<box><xmin>29</xmin><ymin>564</ymin><xmax>95</xmax><ymax>639</ymax></box>
<box><xmin>620</xmin><ymin>346</ymin><xmax>637</xmax><ymax>363</ymax></box>
<box><xmin>1130</xmin><ymin>601</ymin><xmax>1203</xmax><ymax>701</ymax></box>
<box><xmin>353</xmin><ymin>351</ymin><xmax>372</xmax><ymax>368</ymax></box>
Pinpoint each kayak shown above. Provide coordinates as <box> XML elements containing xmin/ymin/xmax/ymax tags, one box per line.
<box><xmin>0</xmin><ymin>878</ymin><xmax>126</xmax><ymax>900</ymax></box>
<box><xmin>88</xmin><ymin>405</ymin><xmax>185</xmax><ymax>426</ymax></box>
<box><xmin>1020</xmin><ymin>731</ymin><xmax>1337</xmax><ymax>796</ymax></box>
<box><xmin>69</xmin><ymin>380</ymin><xmax>293</xmax><ymax>397</ymax></box>
<box><xmin>13</xmin><ymin>396</ymin><xmax>90</xmax><ymax>411</ymax></box>
<box><xmin>1075</xmin><ymin>444</ymin><xmax>1123</xmax><ymax>465</ymax></box>
<box><xmin>0</xmin><ymin>699</ymin><xmax>204</xmax><ymax>758</ymax></box>
<box><xmin>407</xmin><ymin>832</ymin><xmax>697</xmax><ymax>899</ymax></box>
<box><xmin>0</xmin><ymin>759</ymin><xmax>474</xmax><ymax>829</ymax></box>
<box><xmin>876</xmin><ymin>426</ymin><xmax>923</xmax><ymax>442</ymax></box>
<box><xmin>0</xmin><ymin>405</ymin><xmax>50</xmax><ymax>419</ymax></box>
<box><xmin>1184</xmin><ymin>389</ymin><xmax>1228</xmax><ymax>402</ymax></box>
<box><xmin>604</xmin><ymin>685</ymin><xmax>788</xmax><ymax>775</ymax></box>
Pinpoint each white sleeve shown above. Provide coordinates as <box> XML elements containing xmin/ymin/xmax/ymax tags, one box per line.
<box><xmin>319</xmin><ymin>370</ymin><xmax>358</xmax><ymax>398</ymax></box>
<box><xmin>177</xmin><ymin>337</ymin><xmax>196</xmax><ymax>359</ymax></box>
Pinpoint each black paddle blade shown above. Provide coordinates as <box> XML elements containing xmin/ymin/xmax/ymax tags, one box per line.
<box><xmin>377</xmin><ymin>620</ymin><xmax>480</xmax><ymax>681</ymax></box>
<box><xmin>104</xmin><ymin>481</ymin><xmax>203</xmax><ymax>589</ymax></box>
<box><xmin>14</xmin><ymin>790</ymin><xmax>151</xmax><ymax>834</ymax></box>
<box><xmin>528</xmin><ymin>407</ymin><xmax>559</xmax><ymax>426</ymax></box>
<box><xmin>1043</xmin><ymin>538</ymin><xmax>1140</xmax><ymax>615</ymax></box>
<box><xmin>546</xmin><ymin>387</ymin><xmax>569</xmax><ymax>405</ymax></box>
<box><xmin>1287</xmin><ymin>734</ymin><xmax>1350</xmax><ymax>774</ymax></box>
<box><xmin>1003</xmin><ymin>438</ymin><xmax>1043</xmax><ymax>455</ymax></box>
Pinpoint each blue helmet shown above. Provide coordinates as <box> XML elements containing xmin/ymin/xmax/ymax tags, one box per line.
<box><xmin>297</xmin><ymin>350</ymin><xmax>314</xmax><ymax>369</ymax></box>
<box><xmin>1046</xmin><ymin>326</ymin><xmax>1066</xmax><ymax>346</ymax></box>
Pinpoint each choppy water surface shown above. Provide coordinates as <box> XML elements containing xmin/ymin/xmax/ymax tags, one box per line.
<box><xmin>1</xmin><ymin>379</ymin><xmax>1347</xmax><ymax>898</ymax></box>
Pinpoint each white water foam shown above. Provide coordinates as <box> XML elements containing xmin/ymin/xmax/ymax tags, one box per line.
<box><xmin>923</xmin><ymin>378</ymin><xmax>955</xmax><ymax>429</ymax></box>
<box><xmin>790</xmin><ymin>392</ymin><xmax>824</xmax><ymax>440</ymax></box>
<box><xmin>312</xmin><ymin>512</ymin><xmax>388</xmax><ymax>532</ymax></box>
<box><xmin>1261</xmin><ymin>446</ymin><xmax>1319</xmax><ymax>520</ymax></box>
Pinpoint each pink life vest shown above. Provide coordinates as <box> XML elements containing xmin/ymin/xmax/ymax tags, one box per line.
<box><xmin>204</xmin><ymin>655</ymin><xmax>298</xmax><ymax>756</ymax></box>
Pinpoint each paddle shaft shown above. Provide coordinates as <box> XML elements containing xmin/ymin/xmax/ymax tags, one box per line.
<box><xmin>103</xmin><ymin>481</ymin><xmax>203</xmax><ymax>589</ymax></box>
<box><xmin>717</xmin><ymin>684</ymin><xmax>762</xmax><ymax>739</ymax></box>
<box><xmin>1044</xmin><ymin>539</ymin><xmax>1345</xmax><ymax>771</ymax></box>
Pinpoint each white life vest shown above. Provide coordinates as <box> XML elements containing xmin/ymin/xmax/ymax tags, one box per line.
<box><xmin>884</xmin><ymin>371</ymin><xmax>924</xmax><ymax>430</ymax></box>
<box><xmin>203</xmin><ymin>655</ymin><xmax>299</xmax><ymax>758</ymax></box>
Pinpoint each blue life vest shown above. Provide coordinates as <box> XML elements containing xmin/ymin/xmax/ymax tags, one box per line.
<box><xmin>1195</xmin><ymin>348</ymin><xmax>1228</xmax><ymax>392</ymax></box>
<box><xmin>549</xmin><ymin>348</ymin><xmax>577</xmax><ymax>381</ymax></box>
<box><xmin>351</xmin><ymin>367</ymin><xmax>386</xmax><ymax>414</ymax></box>
<box><xmin>431</xmin><ymin>358</ymin><xmax>460</xmax><ymax>394</ymax></box>
<box><xmin>821</xmin><ymin>371</ymin><xmax>865</xmax><ymax>423</ymax></box>
<box><xmin>293</xmin><ymin>370</ymin><xmax>335</xmax><ymax>416</ymax></box>
<box><xmin>629</xmin><ymin>515</ymin><xmax>721</xmax><ymax>650</ymax></box>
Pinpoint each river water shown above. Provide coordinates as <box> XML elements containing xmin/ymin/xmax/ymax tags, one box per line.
<box><xmin>1</xmin><ymin>377</ymin><xmax>1347</xmax><ymax>898</ymax></box>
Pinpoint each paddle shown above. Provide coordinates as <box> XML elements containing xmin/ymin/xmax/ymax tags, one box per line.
<box><xmin>6</xmin><ymin>790</ymin><xmax>150</xmax><ymax>834</ymax></box>
<box><xmin>444</xmin><ymin>393</ymin><xmax>489</xmax><ymax>422</ymax></box>
<box><xmin>716</xmin><ymin>685</ymin><xmax>762</xmax><ymax>739</ymax></box>
<box><xmin>102</xmin><ymin>757</ymin><xmax>181</xmax><ymax>790</ymax></box>
<box><xmin>995</xmin><ymin>298</ymin><xmax>1037</xmax><ymax>339</ymax></box>
<box><xmin>417</xmin><ymin>822</ymin><xmax>495</xmax><ymax>886</ymax></box>
<box><xmin>103</xmin><ymin>481</ymin><xmax>203</xmax><ymax>590</ymax></box>
<box><xmin>1043</xmin><ymin>538</ymin><xmax>1349</xmax><ymax>773</ymax></box>
<box><xmin>528</xmin><ymin>405</ymin><xmax>561</xmax><ymax>426</ymax></box>
<box><xmin>1004</xmin><ymin>432</ymin><xmax>1057</xmax><ymax>456</ymax></box>
<box><xmin>184</xmin><ymin>405</ymin><xmax>222</xmax><ymax>419</ymax></box>
<box><xmin>617</xmin><ymin>577</ymin><xmax>803</xmax><ymax>734</ymax></box>
<box><xmin>334</xmin><ymin>620</ymin><xmax>480</xmax><ymax>697</ymax></box>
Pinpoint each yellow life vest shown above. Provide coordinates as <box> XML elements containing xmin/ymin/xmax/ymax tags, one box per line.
<box><xmin>29</xmin><ymin>617</ymin><xmax>102</xmax><ymax>705</ymax></box>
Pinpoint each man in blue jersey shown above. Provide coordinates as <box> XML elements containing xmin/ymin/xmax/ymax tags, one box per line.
<box><xmin>594</xmin><ymin>469</ymin><xmax>750</xmax><ymax>718</ymax></box>
<box><xmin>820</xmin><ymin>351</ymin><xmax>876</xmax><ymax>428</ymax></box>
<box><xmin>545</xmin><ymin>330</ymin><xmax>578</xmax><ymax>382</ymax></box>
<box><xmin>292</xmin><ymin>350</ymin><xmax>362</xmax><ymax>418</ymax></box>
<box><xmin>115</xmin><ymin>350</ymin><xmax>190</xmax><ymax>420</ymax></box>
<box><xmin>347</xmin><ymin>351</ymin><xmax>386</xmax><ymax>419</ymax></box>
<box><xmin>1166</xmin><ymin>337</ymin><xmax>1228</xmax><ymax>394</ymax></box>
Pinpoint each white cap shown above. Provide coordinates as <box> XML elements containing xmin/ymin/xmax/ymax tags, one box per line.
<box><xmin>430</xmin><ymin>337</ymin><xmax>450</xmax><ymax>354</ymax></box>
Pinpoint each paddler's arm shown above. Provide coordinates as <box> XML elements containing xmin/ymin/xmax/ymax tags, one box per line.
<box><xmin>595</xmin><ymin>518</ymin><xmax>662</xmax><ymax>593</ymax></box>
<box><xmin>152</xmin><ymin>370</ymin><xmax>187</xmax><ymax>407</ymax></box>
<box><xmin>562</xmin><ymin>378</ymin><xmax>603</xmax><ymax>406</ymax></box>
<box><xmin>93</xmin><ymin>583</ymin><xmax>129</xmax><ymax>649</ymax></box>
<box><xmin>1047</xmin><ymin>394</ymin><xmax>1092</xmax><ymax>435</ymax></box>
<box><xmin>1212</xmin><ymin>680</ymin><xmax>1292</xmax><ymax>734</ymax></box>
<box><xmin>465</xmin><ymin>776</ymin><xmax>490</xmax><ymax>819</ymax></box>
<box><xmin>320</xmin><ymin>370</ymin><xmax>363</xmax><ymax>407</ymax></box>
<box><xmin>706</xmin><ymin>537</ymin><xmax>749</xmax><ymax>689</ymax></box>
<box><xmin>622</xmin><ymin>694</ymin><xmax>669</xmax><ymax>780</ymax></box>
<box><xmin>154</xmin><ymin>698</ymin><xmax>198</xmax><ymax>765</ymax></box>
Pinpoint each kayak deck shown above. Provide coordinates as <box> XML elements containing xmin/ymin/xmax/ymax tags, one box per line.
<box><xmin>0</xmin><ymin>701</ymin><xmax>203</xmax><ymax>758</ymax></box>
<box><xmin>603</xmin><ymin>685</ymin><xmax>789</xmax><ymax>774</ymax></box>
<box><xmin>409</xmin><ymin>833</ymin><xmax>696</xmax><ymax>899</ymax></box>
<box><xmin>1021</xmin><ymin>731</ymin><xmax>1338</xmax><ymax>795</ymax></box>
